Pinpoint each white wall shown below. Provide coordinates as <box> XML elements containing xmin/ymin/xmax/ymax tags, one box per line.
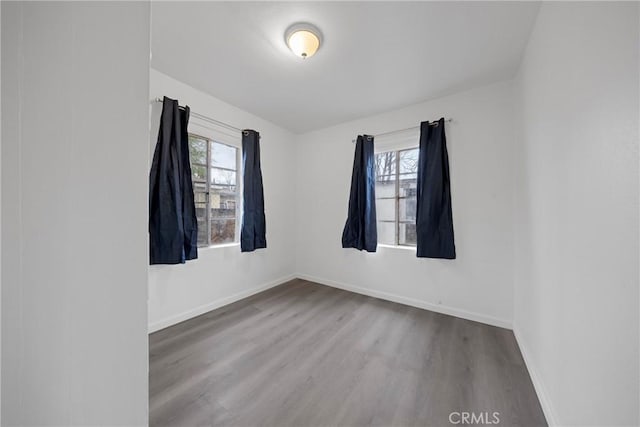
<box><xmin>295</xmin><ymin>81</ymin><xmax>516</xmax><ymax>328</ymax></box>
<box><xmin>514</xmin><ymin>3</ymin><xmax>639</xmax><ymax>426</ymax></box>
<box><xmin>1</xmin><ymin>2</ymin><xmax>150</xmax><ymax>425</ymax></box>
<box><xmin>0</xmin><ymin>4</ymin><xmax>3</xmax><ymax>421</ymax></box>
<box><xmin>148</xmin><ymin>70</ymin><xmax>297</xmax><ymax>332</ymax></box>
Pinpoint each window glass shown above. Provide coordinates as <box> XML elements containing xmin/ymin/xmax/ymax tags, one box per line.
<box><xmin>189</xmin><ymin>137</ymin><xmax>208</xmax><ymax>182</ymax></box>
<box><xmin>210</xmin><ymin>219</ymin><xmax>236</xmax><ymax>245</ymax></box>
<box><xmin>210</xmin><ymin>167</ymin><xmax>237</xmax><ymax>189</ymax></box>
<box><xmin>374</xmin><ymin>148</ymin><xmax>418</xmax><ymax>247</ymax></box>
<box><xmin>375</xmin><ymin>151</ymin><xmax>396</xmax><ymax>182</ymax></box>
<box><xmin>189</xmin><ymin>136</ymin><xmax>207</xmax><ymax>164</ymax></box>
<box><xmin>377</xmin><ymin>221</ymin><xmax>395</xmax><ymax>246</ymax></box>
<box><xmin>399</xmin><ymin>149</ymin><xmax>418</xmax><ymax>174</ymax></box>
<box><xmin>211</xmin><ymin>141</ymin><xmax>237</xmax><ymax>170</ymax></box>
<box><xmin>399</xmin><ymin>223</ymin><xmax>417</xmax><ymax>246</ymax></box>
<box><xmin>188</xmin><ymin>135</ymin><xmax>240</xmax><ymax>247</ymax></box>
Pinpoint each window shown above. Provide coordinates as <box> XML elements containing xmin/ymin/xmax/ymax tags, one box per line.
<box><xmin>375</xmin><ymin>148</ymin><xmax>418</xmax><ymax>247</ymax></box>
<box><xmin>188</xmin><ymin>134</ymin><xmax>240</xmax><ymax>247</ymax></box>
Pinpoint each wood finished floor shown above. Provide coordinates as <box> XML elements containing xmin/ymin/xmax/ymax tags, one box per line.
<box><xmin>149</xmin><ymin>279</ymin><xmax>547</xmax><ymax>427</ymax></box>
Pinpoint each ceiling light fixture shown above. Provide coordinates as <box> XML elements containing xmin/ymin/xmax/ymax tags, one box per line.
<box><xmin>285</xmin><ymin>23</ymin><xmax>322</xmax><ymax>60</ymax></box>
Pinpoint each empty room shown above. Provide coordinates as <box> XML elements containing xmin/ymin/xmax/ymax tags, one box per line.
<box><xmin>1</xmin><ymin>1</ymin><xmax>638</xmax><ymax>426</ymax></box>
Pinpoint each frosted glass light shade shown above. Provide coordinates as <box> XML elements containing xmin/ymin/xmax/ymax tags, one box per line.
<box><xmin>285</xmin><ymin>24</ymin><xmax>322</xmax><ymax>59</ymax></box>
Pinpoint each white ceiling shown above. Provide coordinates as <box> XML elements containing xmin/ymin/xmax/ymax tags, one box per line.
<box><xmin>151</xmin><ymin>1</ymin><xmax>540</xmax><ymax>133</ymax></box>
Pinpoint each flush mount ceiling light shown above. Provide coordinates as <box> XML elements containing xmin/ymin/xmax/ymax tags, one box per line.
<box><xmin>285</xmin><ymin>23</ymin><xmax>322</xmax><ymax>59</ymax></box>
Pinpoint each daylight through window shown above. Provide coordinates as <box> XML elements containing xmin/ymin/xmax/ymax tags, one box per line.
<box><xmin>189</xmin><ymin>134</ymin><xmax>240</xmax><ymax>247</ymax></box>
<box><xmin>375</xmin><ymin>148</ymin><xmax>418</xmax><ymax>246</ymax></box>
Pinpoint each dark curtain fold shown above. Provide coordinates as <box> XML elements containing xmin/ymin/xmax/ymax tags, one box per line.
<box><xmin>149</xmin><ymin>96</ymin><xmax>198</xmax><ymax>265</ymax></box>
<box><xmin>416</xmin><ymin>118</ymin><xmax>456</xmax><ymax>259</ymax></box>
<box><xmin>241</xmin><ymin>129</ymin><xmax>267</xmax><ymax>252</ymax></box>
<box><xmin>342</xmin><ymin>135</ymin><xmax>377</xmax><ymax>252</ymax></box>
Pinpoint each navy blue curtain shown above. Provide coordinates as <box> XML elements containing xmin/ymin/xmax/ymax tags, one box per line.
<box><xmin>241</xmin><ymin>130</ymin><xmax>267</xmax><ymax>252</ymax></box>
<box><xmin>416</xmin><ymin>118</ymin><xmax>456</xmax><ymax>259</ymax></box>
<box><xmin>342</xmin><ymin>135</ymin><xmax>377</xmax><ymax>252</ymax></box>
<box><xmin>149</xmin><ymin>96</ymin><xmax>198</xmax><ymax>265</ymax></box>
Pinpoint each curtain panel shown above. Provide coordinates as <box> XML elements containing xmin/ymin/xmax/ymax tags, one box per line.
<box><xmin>416</xmin><ymin>118</ymin><xmax>456</xmax><ymax>259</ymax></box>
<box><xmin>241</xmin><ymin>130</ymin><xmax>267</xmax><ymax>252</ymax></box>
<box><xmin>342</xmin><ymin>135</ymin><xmax>377</xmax><ymax>252</ymax></box>
<box><xmin>149</xmin><ymin>96</ymin><xmax>198</xmax><ymax>264</ymax></box>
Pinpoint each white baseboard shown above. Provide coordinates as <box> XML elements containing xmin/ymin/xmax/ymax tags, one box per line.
<box><xmin>148</xmin><ymin>274</ymin><xmax>296</xmax><ymax>334</ymax></box>
<box><xmin>513</xmin><ymin>326</ymin><xmax>558</xmax><ymax>426</ymax></box>
<box><xmin>296</xmin><ymin>273</ymin><xmax>512</xmax><ymax>330</ymax></box>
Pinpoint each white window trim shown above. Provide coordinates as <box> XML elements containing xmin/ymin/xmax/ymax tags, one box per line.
<box><xmin>378</xmin><ymin>243</ymin><xmax>416</xmax><ymax>251</ymax></box>
<box><xmin>374</xmin><ymin>127</ymin><xmax>419</xmax><ymax>153</ymax></box>
<box><xmin>189</xmin><ymin>118</ymin><xmax>242</xmax><ymax>150</ymax></box>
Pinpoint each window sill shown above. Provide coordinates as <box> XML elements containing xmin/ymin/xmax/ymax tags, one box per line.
<box><xmin>377</xmin><ymin>243</ymin><xmax>416</xmax><ymax>251</ymax></box>
<box><xmin>200</xmin><ymin>242</ymin><xmax>240</xmax><ymax>251</ymax></box>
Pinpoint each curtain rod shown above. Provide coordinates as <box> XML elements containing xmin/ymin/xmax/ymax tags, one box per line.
<box><xmin>152</xmin><ymin>97</ymin><xmax>253</xmax><ymax>136</ymax></box>
<box><xmin>351</xmin><ymin>119</ymin><xmax>452</xmax><ymax>143</ymax></box>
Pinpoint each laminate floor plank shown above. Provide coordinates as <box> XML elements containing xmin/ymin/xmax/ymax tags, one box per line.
<box><xmin>150</xmin><ymin>279</ymin><xmax>547</xmax><ymax>427</ymax></box>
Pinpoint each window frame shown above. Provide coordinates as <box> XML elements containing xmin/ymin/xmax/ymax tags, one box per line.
<box><xmin>375</xmin><ymin>147</ymin><xmax>418</xmax><ymax>248</ymax></box>
<box><xmin>188</xmin><ymin>131</ymin><xmax>242</xmax><ymax>249</ymax></box>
